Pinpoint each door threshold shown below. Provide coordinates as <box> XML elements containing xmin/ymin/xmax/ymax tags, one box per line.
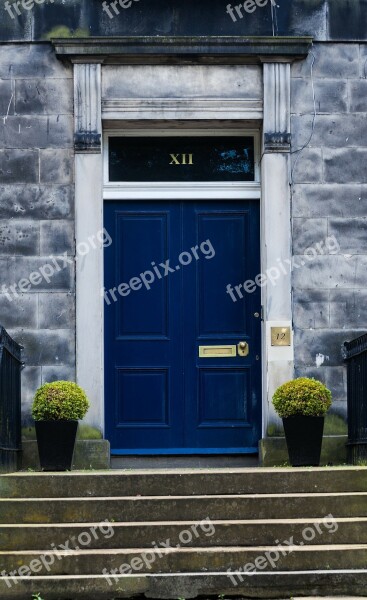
<box><xmin>111</xmin><ymin>454</ymin><xmax>259</xmax><ymax>469</ymax></box>
<box><xmin>111</xmin><ymin>447</ymin><xmax>258</xmax><ymax>455</ymax></box>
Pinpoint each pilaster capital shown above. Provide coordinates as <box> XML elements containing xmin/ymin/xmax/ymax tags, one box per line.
<box><xmin>74</xmin><ymin>63</ymin><xmax>102</xmax><ymax>154</ymax></box>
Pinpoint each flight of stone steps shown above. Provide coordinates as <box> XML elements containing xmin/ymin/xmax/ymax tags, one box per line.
<box><xmin>0</xmin><ymin>467</ymin><xmax>367</xmax><ymax>599</ymax></box>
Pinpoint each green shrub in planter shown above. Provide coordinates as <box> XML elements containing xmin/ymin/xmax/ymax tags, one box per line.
<box><xmin>273</xmin><ymin>377</ymin><xmax>332</xmax><ymax>418</ymax></box>
<box><xmin>272</xmin><ymin>377</ymin><xmax>332</xmax><ymax>466</ymax></box>
<box><xmin>32</xmin><ymin>381</ymin><xmax>89</xmax><ymax>471</ymax></box>
<box><xmin>32</xmin><ymin>381</ymin><xmax>89</xmax><ymax>421</ymax></box>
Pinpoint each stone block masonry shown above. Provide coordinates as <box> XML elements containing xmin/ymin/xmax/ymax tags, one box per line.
<box><xmin>0</xmin><ymin>44</ymin><xmax>75</xmax><ymax>430</ymax></box>
<box><xmin>291</xmin><ymin>42</ymin><xmax>367</xmax><ymax>421</ymax></box>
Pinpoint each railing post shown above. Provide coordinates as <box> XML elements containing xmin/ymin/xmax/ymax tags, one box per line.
<box><xmin>344</xmin><ymin>333</ymin><xmax>367</xmax><ymax>465</ymax></box>
<box><xmin>0</xmin><ymin>326</ymin><xmax>23</xmax><ymax>473</ymax></box>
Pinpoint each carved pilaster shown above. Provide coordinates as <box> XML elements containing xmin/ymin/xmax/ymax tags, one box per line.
<box><xmin>74</xmin><ymin>63</ymin><xmax>102</xmax><ymax>154</ymax></box>
<box><xmin>263</xmin><ymin>62</ymin><xmax>291</xmax><ymax>153</ymax></box>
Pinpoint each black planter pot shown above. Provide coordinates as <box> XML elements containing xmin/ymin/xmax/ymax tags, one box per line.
<box><xmin>35</xmin><ymin>420</ymin><xmax>78</xmax><ymax>471</ymax></box>
<box><xmin>282</xmin><ymin>416</ymin><xmax>324</xmax><ymax>467</ymax></box>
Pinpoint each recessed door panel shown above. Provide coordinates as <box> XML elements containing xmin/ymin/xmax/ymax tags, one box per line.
<box><xmin>197</xmin><ymin>213</ymin><xmax>249</xmax><ymax>337</ymax></box>
<box><xmin>198</xmin><ymin>368</ymin><xmax>251</xmax><ymax>427</ymax></box>
<box><xmin>115</xmin><ymin>213</ymin><xmax>169</xmax><ymax>339</ymax></box>
<box><xmin>116</xmin><ymin>369</ymin><xmax>169</xmax><ymax>427</ymax></box>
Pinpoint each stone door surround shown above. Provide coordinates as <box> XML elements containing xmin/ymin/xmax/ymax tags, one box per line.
<box><xmin>53</xmin><ymin>36</ymin><xmax>311</xmax><ymax>437</ymax></box>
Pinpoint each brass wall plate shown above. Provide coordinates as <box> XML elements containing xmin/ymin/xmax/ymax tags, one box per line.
<box><xmin>271</xmin><ymin>327</ymin><xmax>291</xmax><ymax>347</ymax></box>
<box><xmin>199</xmin><ymin>345</ymin><xmax>236</xmax><ymax>358</ymax></box>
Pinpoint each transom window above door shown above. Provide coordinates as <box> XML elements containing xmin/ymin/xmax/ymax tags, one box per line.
<box><xmin>108</xmin><ymin>136</ymin><xmax>255</xmax><ymax>182</ymax></box>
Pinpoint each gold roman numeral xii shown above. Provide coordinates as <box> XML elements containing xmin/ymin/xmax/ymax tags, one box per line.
<box><xmin>169</xmin><ymin>153</ymin><xmax>194</xmax><ymax>166</ymax></box>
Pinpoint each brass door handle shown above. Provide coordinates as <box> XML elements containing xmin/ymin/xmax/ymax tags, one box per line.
<box><xmin>238</xmin><ymin>341</ymin><xmax>249</xmax><ymax>357</ymax></box>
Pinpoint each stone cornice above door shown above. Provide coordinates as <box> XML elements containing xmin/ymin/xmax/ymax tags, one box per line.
<box><xmin>52</xmin><ymin>36</ymin><xmax>312</xmax><ymax>65</ymax></box>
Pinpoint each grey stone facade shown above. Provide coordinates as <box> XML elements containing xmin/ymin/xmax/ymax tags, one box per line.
<box><xmin>0</xmin><ymin>45</ymin><xmax>75</xmax><ymax>428</ymax></box>
<box><xmin>0</xmin><ymin>38</ymin><xmax>366</xmax><ymax>436</ymax></box>
<box><xmin>291</xmin><ymin>42</ymin><xmax>367</xmax><ymax>424</ymax></box>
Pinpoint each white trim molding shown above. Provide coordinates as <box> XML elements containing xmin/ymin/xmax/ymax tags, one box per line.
<box><xmin>104</xmin><ymin>182</ymin><xmax>261</xmax><ymax>201</ymax></box>
<box><xmin>102</xmin><ymin>98</ymin><xmax>263</xmax><ymax>121</ymax></box>
<box><xmin>261</xmin><ymin>60</ymin><xmax>294</xmax><ymax>437</ymax></box>
<box><xmin>74</xmin><ymin>62</ymin><xmax>104</xmax><ymax>432</ymax></box>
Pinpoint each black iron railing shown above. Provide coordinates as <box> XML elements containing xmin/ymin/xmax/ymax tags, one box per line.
<box><xmin>0</xmin><ymin>327</ymin><xmax>23</xmax><ymax>473</ymax></box>
<box><xmin>344</xmin><ymin>333</ymin><xmax>367</xmax><ymax>464</ymax></box>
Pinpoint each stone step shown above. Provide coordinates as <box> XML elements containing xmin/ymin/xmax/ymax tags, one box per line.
<box><xmin>110</xmin><ymin>455</ymin><xmax>259</xmax><ymax>469</ymax></box>
<box><xmin>1</xmin><ymin>545</ymin><xmax>367</xmax><ymax>576</ymax></box>
<box><xmin>2</xmin><ymin>470</ymin><xmax>367</xmax><ymax>599</ymax></box>
<box><xmin>1</xmin><ymin>569</ymin><xmax>367</xmax><ymax>599</ymax></box>
<box><xmin>0</xmin><ymin>518</ymin><xmax>364</xmax><ymax>551</ymax></box>
<box><xmin>1</xmin><ymin>492</ymin><xmax>366</xmax><ymax>523</ymax></box>
<box><xmin>1</xmin><ymin>467</ymin><xmax>367</xmax><ymax>498</ymax></box>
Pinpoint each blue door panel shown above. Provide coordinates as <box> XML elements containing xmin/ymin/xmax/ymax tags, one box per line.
<box><xmin>198</xmin><ymin>368</ymin><xmax>251</xmax><ymax>425</ymax></box>
<box><xmin>116</xmin><ymin>369</ymin><xmax>169</xmax><ymax>427</ymax></box>
<box><xmin>104</xmin><ymin>200</ymin><xmax>261</xmax><ymax>453</ymax></box>
<box><xmin>196</xmin><ymin>213</ymin><xmax>248</xmax><ymax>337</ymax></box>
<box><xmin>115</xmin><ymin>213</ymin><xmax>169</xmax><ymax>338</ymax></box>
<box><xmin>182</xmin><ymin>202</ymin><xmax>261</xmax><ymax>450</ymax></box>
<box><xmin>105</xmin><ymin>202</ymin><xmax>183</xmax><ymax>450</ymax></box>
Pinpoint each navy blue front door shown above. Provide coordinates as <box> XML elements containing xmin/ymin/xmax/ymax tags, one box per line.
<box><xmin>104</xmin><ymin>201</ymin><xmax>261</xmax><ymax>454</ymax></box>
